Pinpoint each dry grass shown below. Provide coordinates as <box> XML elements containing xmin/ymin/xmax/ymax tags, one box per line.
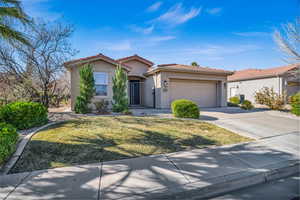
<box><xmin>11</xmin><ymin>116</ymin><xmax>251</xmax><ymax>173</ymax></box>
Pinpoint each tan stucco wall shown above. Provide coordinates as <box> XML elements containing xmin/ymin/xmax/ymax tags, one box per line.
<box><xmin>70</xmin><ymin>60</ymin><xmax>117</xmax><ymax>110</ymax></box>
<box><xmin>227</xmin><ymin>77</ymin><xmax>282</xmax><ymax>102</ymax></box>
<box><xmin>122</xmin><ymin>60</ymin><xmax>149</xmax><ymax>76</ymax></box>
<box><xmin>155</xmin><ymin>71</ymin><xmax>228</xmax><ymax>108</ymax></box>
<box><xmin>144</xmin><ymin>75</ymin><xmax>155</xmax><ymax>107</ymax></box>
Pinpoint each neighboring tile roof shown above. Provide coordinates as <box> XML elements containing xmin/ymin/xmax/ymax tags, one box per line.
<box><xmin>117</xmin><ymin>54</ymin><xmax>154</xmax><ymax>67</ymax></box>
<box><xmin>228</xmin><ymin>64</ymin><xmax>300</xmax><ymax>82</ymax></box>
<box><xmin>63</xmin><ymin>53</ymin><xmax>130</xmax><ymax>71</ymax></box>
<box><xmin>145</xmin><ymin>64</ymin><xmax>233</xmax><ymax>75</ymax></box>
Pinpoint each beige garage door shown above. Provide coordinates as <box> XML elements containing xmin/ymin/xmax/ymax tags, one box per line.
<box><xmin>169</xmin><ymin>79</ymin><xmax>217</xmax><ymax>107</ymax></box>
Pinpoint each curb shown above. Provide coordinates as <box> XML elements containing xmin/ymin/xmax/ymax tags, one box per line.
<box><xmin>122</xmin><ymin>160</ymin><xmax>299</xmax><ymax>200</ymax></box>
<box><xmin>0</xmin><ymin>121</ymin><xmax>65</xmax><ymax>175</ymax></box>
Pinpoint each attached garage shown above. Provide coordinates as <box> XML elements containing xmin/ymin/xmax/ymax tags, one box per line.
<box><xmin>144</xmin><ymin>64</ymin><xmax>233</xmax><ymax>109</ymax></box>
<box><xmin>169</xmin><ymin>79</ymin><xmax>217</xmax><ymax>107</ymax></box>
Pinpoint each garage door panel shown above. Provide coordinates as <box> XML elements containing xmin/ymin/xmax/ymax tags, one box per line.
<box><xmin>169</xmin><ymin>79</ymin><xmax>217</xmax><ymax>108</ymax></box>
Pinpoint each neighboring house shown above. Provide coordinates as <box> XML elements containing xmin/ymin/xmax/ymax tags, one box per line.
<box><xmin>227</xmin><ymin>64</ymin><xmax>300</xmax><ymax>102</ymax></box>
<box><xmin>64</xmin><ymin>53</ymin><xmax>233</xmax><ymax>110</ymax></box>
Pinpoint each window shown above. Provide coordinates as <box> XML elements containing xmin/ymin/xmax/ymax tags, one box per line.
<box><xmin>94</xmin><ymin>72</ymin><xmax>108</xmax><ymax>96</ymax></box>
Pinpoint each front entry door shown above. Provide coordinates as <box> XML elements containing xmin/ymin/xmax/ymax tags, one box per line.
<box><xmin>130</xmin><ymin>80</ymin><xmax>140</xmax><ymax>105</ymax></box>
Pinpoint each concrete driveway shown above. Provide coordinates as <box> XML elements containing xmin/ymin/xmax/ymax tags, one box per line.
<box><xmin>200</xmin><ymin>107</ymin><xmax>300</xmax><ymax>140</ymax></box>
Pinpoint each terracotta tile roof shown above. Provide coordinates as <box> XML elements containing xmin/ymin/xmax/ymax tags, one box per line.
<box><xmin>228</xmin><ymin>64</ymin><xmax>300</xmax><ymax>82</ymax></box>
<box><xmin>145</xmin><ymin>64</ymin><xmax>233</xmax><ymax>75</ymax></box>
<box><xmin>117</xmin><ymin>54</ymin><xmax>154</xmax><ymax>66</ymax></box>
<box><xmin>63</xmin><ymin>53</ymin><xmax>130</xmax><ymax>71</ymax></box>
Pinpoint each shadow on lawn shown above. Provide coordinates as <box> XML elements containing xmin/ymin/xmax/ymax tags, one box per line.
<box><xmin>10</xmin><ymin>127</ymin><xmax>217</xmax><ymax>174</ymax></box>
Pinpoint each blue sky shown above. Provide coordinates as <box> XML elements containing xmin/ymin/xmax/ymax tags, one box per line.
<box><xmin>22</xmin><ymin>0</ymin><xmax>299</xmax><ymax>70</ymax></box>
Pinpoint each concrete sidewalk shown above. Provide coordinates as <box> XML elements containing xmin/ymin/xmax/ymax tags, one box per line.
<box><xmin>1</xmin><ymin>133</ymin><xmax>299</xmax><ymax>200</ymax></box>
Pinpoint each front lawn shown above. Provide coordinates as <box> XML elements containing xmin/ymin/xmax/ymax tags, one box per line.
<box><xmin>11</xmin><ymin>116</ymin><xmax>251</xmax><ymax>173</ymax></box>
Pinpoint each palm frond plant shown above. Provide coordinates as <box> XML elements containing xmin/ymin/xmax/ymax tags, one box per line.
<box><xmin>0</xmin><ymin>0</ymin><xmax>31</xmax><ymax>45</ymax></box>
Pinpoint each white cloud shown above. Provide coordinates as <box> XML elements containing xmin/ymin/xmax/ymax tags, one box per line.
<box><xmin>104</xmin><ymin>40</ymin><xmax>132</xmax><ymax>51</ymax></box>
<box><xmin>182</xmin><ymin>44</ymin><xmax>262</xmax><ymax>56</ymax></box>
<box><xmin>206</xmin><ymin>7</ymin><xmax>222</xmax><ymax>15</ymax></box>
<box><xmin>233</xmin><ymin>32</ymin><xmax>270</xmax><ymax>37</ymax></box>
<box><xmin>130</xmin><ymin>25</ymin><xmax>154</xmax><ymax>34</ymax></box>
<box><xmin>22</xmin><ymin>0</ymin><xmax>62</xmax><ymax>21</ymax></box>
<box><xmin>149</xmin><ymin>36</ymin><xmax>176</xmax><ymax>42</ymax></box>
<box><xmin>147</xmin><ymin>2</ymin><xmax>162</xmax><ymax>12</ymax></box>
<box><xmin>154</xmin><ymin>3</ymin><xmax>201</xmax><ymax>26</ymax></box>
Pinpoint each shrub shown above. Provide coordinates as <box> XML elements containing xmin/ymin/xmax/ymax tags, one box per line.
<box><xmin>171</xmin><ymin>99</ymin><xmax>199</xmax><ymax>119</ymax></box>
<box><xmin>0</xmin><ymin>102</ymin><xmax>48</xmax><ymax>130</ymax></box>
<box><xmin>240</xmin><ymin>100</ymin><xmax>254</xmax><ymax>110</ymax></box>
<box><xmin>75</xmin><ymin>64</ymin><xmax>95</xmax><ymax>114</ymax></box>
<box><xmin>122</xmin><ymin>109</ymin><xmax>132</xmax><ymax>115</ymax></box>
<box><xmin>229</xmin><ymin>96</ymin><xmax>240</xmax><ymax>105</ymax></box>
<box><xmin>254</xmin><ymin>87</ymin><xmax>285</xmax><ymax>110</ymax></box>
<box><xmin>290</xmin><ymin>92</ymin><xmax>300</xmax><ymax>116</ymax></box>
<box><xmin>74</xmin><ymin>96</ymin><xmax>89</xmax><ymax>114</ymax></box>
<box><xmin>112</xmin><ymin>65</ymin><xmax>128</xmax><ymax>112</ymax></box>
<box><xmin>0</xmin><ymin>122</ymin><xmax>18</xmax><ymax>165</ymax></box>
<box><xmin>227</xmin><ymin>102</ymin><xmax>239</xmax><ymax>107</ymax></box>
<box><xmin>94</xmin><ymin>100</ymin><xmax>109</xmax><ymax>114</ymax></box>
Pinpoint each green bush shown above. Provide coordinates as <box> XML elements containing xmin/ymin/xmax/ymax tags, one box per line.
<box><xmin>229</xmin><ymin>96</ymin><xmax>240</xmax><ymax>105</ymax></box>
<box><xmin>112</xmin><ymin>65</ymin><xmax>129</xmax><ymax>112</ymax></box>
<box><xmin>0</xmin><ymin>122</ymin><xmax>18</xmax><ymax>165</ymax></box>
<box><xmin>74</xmin><ymin>96</ymin><xmax>89</xmax><ymax>114</ymax></box>
<box><xmin>171</xmin><ymin>99</ymin><xmax>200</xmax><ymax>119</ymax></box>
<box><xmin>0</xmin><ymin>102</ymin><xmax>48</xmax><ymax>130</ymax></box>
<box><xmin>240</xmin><ymin>100</ymin><xmax>253</xmax><ymax>110</ymax></box>
<box><xmin>94</xmin><ymin>100</ymin><xmax>109</xmax><ymax>114</ymax></box>
<box><xmin>290</xmin><ymin>92</ymin><xmax>300</xmax><ymax>116</ymax></box>
<box><xmin>75</xmin><ymin>64</ymin><xmax>95</xmax><ymax>114</ymax></box>
<box><xmin>122</xmin><ymin>109</ymin><xmax>132</xmax><ymax>115</ymax></box>
<box><xmin>227</xmin><ymin>102</ymin><xmax>239</xmax><ymax>107</ymax></box>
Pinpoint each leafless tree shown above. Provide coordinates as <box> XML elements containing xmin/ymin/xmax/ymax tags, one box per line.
<box><xmin>274</xmin><ymin>18</ymin><xmax>300</xmax><ymax>63</ymax></box>
<box><xmin>0</xmin><ymin>21</ymin><xmax>77</xmax><ymax>107</ymax></box>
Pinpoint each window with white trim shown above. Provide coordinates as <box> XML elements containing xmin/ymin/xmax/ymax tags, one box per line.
<box><xmin>94</xmin><ymin>72</ymin><xmax>108</xmax><ymax>96</ymax></box>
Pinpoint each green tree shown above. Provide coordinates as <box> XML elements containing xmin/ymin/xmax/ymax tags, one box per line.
<box><xmin>112</xmin><ymin>65</ymin><xmax>128</xmax><ymax>112</ymax></box>
<box><xmin>0</xmin><ymin>0</ymin><xmax>31</xmax><ymax>45</ymax></box>
<box><xmin>191</xmin><ymin>62</ymin><xmax>199</xmax><ymax>66</ymax></box>
<box><xmin>74</xmin><ymin>64</ymin><xmax>95</xmax><ymax>113</ymax></box>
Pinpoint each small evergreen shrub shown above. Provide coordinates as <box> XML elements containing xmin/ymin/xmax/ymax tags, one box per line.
<box><xmin>74</xmin><ymin>64</ymin><xmax>95</xmax><ymax>114</ymax></box>
<box><xmin>112</xmin><ymin>65</ymin><xmax>128</xmax><ymax>112</ymax></box>
<box><xmin>171</xmin><ymin>99</ymin><xmax>200</xmax><ymax>119</ymax></box>
<box><xmin>0</xmin><ymin>122</ymin><xmax>18</xmax><ymax>165</ymax></box>
<box><xmin>229</xmin><ymin>96</ymin><xmax>240</xmax><ymax>105</ymax></box>
<box><xmin>94</xmin><ymin>100</ymin><xmax>109</xmax><ymax>114</ymax></box>
<box><xmin>122</xmin><ymin>109</ymin><xmax>132</xmax><ymax>115</ymax></box>
<box><xmin>227</xmin><ymin>102</ymin><xmax>239</xmax><ymax>107</ymax></box>
<box><xmin>0</xmin><ymin>102</ymin><xmax>48</xmax><ymax>130</ymax></box>
<box><xmin>290</xmin><ymin>92</ymin><xmax>300</xmax><ymax>116</ymax></box>
<box><xmin>240</xmin><ymin>100</ymin><xmax>254</xmax><ymax>110</ymax></box>
<box><xmin>74</xmin><ymin>96</ymin><xmax>89</xmax><ymax>114</ymax></box>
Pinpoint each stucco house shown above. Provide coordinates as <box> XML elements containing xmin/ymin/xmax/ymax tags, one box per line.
<box><xmin>64</xmin><ymin>53</ymin><xmax>233</xmax><ymax>110</ymax></box>
<box><xmin>227</xmin><ymin>64</ymin><xmax>300</xmax><ymax>102</ymax></box>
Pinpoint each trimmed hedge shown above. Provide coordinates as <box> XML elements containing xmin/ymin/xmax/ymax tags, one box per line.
<box><xmin>241</xmin><ymin>100</ymin><xmax>253</xmax><ymax>110</ymax></box>
<box><xmin>0</xmin><ymin>122</ymin><xmax>18</xmax><ymax>165</ymax></box>
<box><xmin>229</xmin><ymin>96</ymin><xmax>240</xmax><ymax>105</ymax></box>
<box><xmin>171</xmin><ymin>99</ymin><xmax>200</xmax><ymax>119</ymax></box>
<box><xmin>0</xmin><ymin>102</ymin><xmax>48</xmax><ymax>130</ymax></box>
<box><xmin>290</xmin><ymin>92</ymin><xmax>300</xmax><ymax>116</ymax></box>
